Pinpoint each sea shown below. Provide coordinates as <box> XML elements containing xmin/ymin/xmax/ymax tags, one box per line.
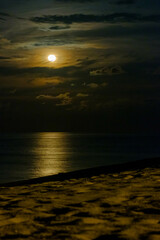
<box><xmin>0</xmin><ymin>132</ymin><xmax>160</xmax><ymax>184</ymax></box>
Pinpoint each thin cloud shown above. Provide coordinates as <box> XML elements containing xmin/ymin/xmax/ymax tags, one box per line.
<box><xmin>76</xmin><ymin>93</ymin><xmax>89</xmax><ymax>97</ymax></box>
<box><xmin>90</xmin><ymin>66</ymin><xmax>124</xmax><ymax>76</ymax></box>
<box><xmin>55</xmin><ymin>92</ymin><xmax>72</xmax><ymax>106</ymax></box>
<box><xmin>36</xmin><ymin>92</ymin><xmax>72</xmax><ymax>106</ymax></box>
<box><xmin>36</xmin><ymin>95</ymin><xmax>55</xmax><ymax>100</ymax></box>
<box><xmin>87</xmin><ymin>83</ymin><xmax>99</xmax><ymax>88</ymax></box>
<box><xmin>101</xmin><ymin>82</ymin><xmax>108</xmax><ymax>87</ymax></box>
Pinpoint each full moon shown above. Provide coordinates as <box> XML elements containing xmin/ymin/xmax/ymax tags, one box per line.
<box><xmin>48</xmin><ymin>54</ymin><xmax>56</xmax><ymax>62</ymax></box>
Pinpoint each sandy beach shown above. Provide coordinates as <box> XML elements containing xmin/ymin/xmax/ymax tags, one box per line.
<box><xmin>0</xmin><ymin>158</ymin><xmax>160</xmax><ymax>240</ymax></box>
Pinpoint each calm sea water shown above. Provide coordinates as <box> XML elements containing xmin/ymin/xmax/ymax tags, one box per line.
<box><xmin>0</xmin><ymin>132</ymin><xmax>160</xmax><ymax>183</ymax></box>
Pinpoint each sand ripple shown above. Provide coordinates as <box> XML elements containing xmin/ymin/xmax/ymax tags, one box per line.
<box><xmin>0</xmin><ymin>167</ymin><xmax>160</xmax><ymax>239</ymax></box>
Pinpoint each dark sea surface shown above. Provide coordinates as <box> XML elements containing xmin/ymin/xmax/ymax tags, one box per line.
<box><xmin>0</xmin><ymin>132</ymin><xmax>160</xmax><ymax>183</ymax></box>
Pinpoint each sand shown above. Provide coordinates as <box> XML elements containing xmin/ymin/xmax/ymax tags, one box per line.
<box><xmin>0</xmin><ymin>158</ymin><xmax>160</xmax><ymax>240</ymax></box>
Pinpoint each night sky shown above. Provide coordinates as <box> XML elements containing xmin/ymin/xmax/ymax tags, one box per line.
<box><xmin>0</xmin><ymin>0</ymin><xmax>160</xmax><ymax>133</ymax></box>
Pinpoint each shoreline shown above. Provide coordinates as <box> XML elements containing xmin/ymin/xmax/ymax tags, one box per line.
<box><xmin>1</xmin><ymin>157</ymin><xmax>160</xmax><ymax>187</ymax></box>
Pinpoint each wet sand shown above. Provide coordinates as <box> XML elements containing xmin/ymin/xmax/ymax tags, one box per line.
<box><xmin>0</xmin><ymin>158</ymin><xmax>160</xmax><ymax>240</ymax></box>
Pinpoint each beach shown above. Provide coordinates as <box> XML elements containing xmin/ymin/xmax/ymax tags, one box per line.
<box><xmin>0</xmin><ymin>158</ymin><xmax>160</xmax><ymax>240</ymax></box>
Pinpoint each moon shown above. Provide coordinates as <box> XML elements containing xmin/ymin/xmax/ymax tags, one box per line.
<box><xmin>48</xmin><ymin>54</ymin><xmax>56</xmax><ymax>62</ymax></box>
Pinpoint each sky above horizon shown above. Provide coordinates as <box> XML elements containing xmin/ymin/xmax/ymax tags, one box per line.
<box><xmin>0</xmin><ymin>0</ymin><xmax>160</xmax><ymax>132</ymax></box>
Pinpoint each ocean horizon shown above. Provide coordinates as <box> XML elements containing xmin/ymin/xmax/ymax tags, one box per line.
<box><xmin>0</xmin><ymin>132</ymin><xmax>160</xmax><ymax>184</ymax></box>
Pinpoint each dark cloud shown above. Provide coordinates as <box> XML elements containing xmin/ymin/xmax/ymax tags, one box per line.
<box><xmin>115</xmin><ymin>0</ymin><xmax>135</xmax><ymax>4</ymax></box>
<box><xmin>49</xmin><ymin>25</ymin><xmax>70</xmax><ymax>30</ymax></box>
<box><xmin>0</xmin><ymin>12</ymin><xmax>12</xmax><ymax>21</ymax></box>
<box><xmin>0</xmin><ymin>66</ymin><xmax>71</xmax><ymax>77</ymax></box>
<box><xmin>144</xmin><ymin>15</ymin><xmax>160</xmax><ymax>22</ymax></box>
<box><xmin>153</xmin><ymin>67</ymin><xmax>160</xmax><ymax>75</ymax></box>
<box><xmin>0</xmin><ymin>12</ymin><xmax>10</xmax><ymax>17</ymax></box>
<box><xmin>0</xmin><ymin>65</ymin><xmax>89</xmax><ymax>79</ymax></box>
<box><xmin>30</xmin><ymin>13</ymin><xmax>160</xmax><ymax>25</ymax></box>
<box><xmin>0</xmin><ymin>11</ymin><xmax>24</xmax><ymax>21</ymax></box>
<box><xmin>0</xmin><ymin>56</ymin><xmax>11</xmax><ymax>60</ymax></box>
<box><xmin>55</xmin><ymin>0</ymin><xmax>97</xmax><ymax>1</ymax></box>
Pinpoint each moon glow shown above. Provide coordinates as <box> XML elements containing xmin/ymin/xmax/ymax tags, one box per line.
<box><xmin>48</xmin><ymin>55</ymin><xmax>56</xmax><ymax>62</ymax></box>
